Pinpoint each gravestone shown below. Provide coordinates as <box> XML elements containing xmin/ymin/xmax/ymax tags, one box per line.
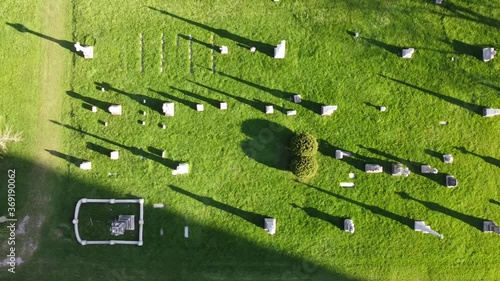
<box><xmin>443</xmin><ymin>154</ymin><xmax>453</xmax><ymax>163</ymax></box>
<box><xmin>220</xmin><ymin>102</ymin><xmax>227</xmax><ymax>110</ymax></box>
<box><xmin>220</xmin><ymin>46</ymin><xmax>229</xmax><ymax>54</ymax></box>
<box><xmin>344</xmin><ymin>219</ymin><xmax>355</xmax><ymax>233</ymax></box>
<box><xmin>380</xmin><ymin>106</ymin><xmax>387</xmax><ymax>112</ymax></box>
<box><xmin>321</xmin><ymin>105</ymin><xmax>338</xmax><ymax>116</ymax></box>
<box><xmin>402</xmin><ymin>48</ymin><xmax>415</xmax><ymax>59</ymax></box>
<box><xmin>108</xmin><ymin>105</ymin><xmax>122</xmax><ymax>115</ymax></box>
<box><xmin>74</xmin><ymin>42</ymin><xmax>94</xmax><ymax>59</ymax></box>
<box><xmin>286</xmin><ymin>110</ymin><xmax>297</xmax><ymax>116</ymax></box>
<box><xmin>335</xmin><ymin>150</ymin><xmax>352</xmax><ymax>159</ymax></box>
<box><xmin>482</xmin><ymin>48</ymin><xmax>496</xmax><ymax>62</ymax></box>
<box><xmin>414</xmin><ymin>221</ymin><xmax>443</xmax><ymax>239</ymax></box>
<box><xmin>392</xmin><ymin>164</ymin><xmax>410</xmax><ymax>176</ymax></box>
<box><xmin>265</xmin><ymin>105</ymin><xmax>274</xmax><ymax>114</ymax></box>
<box><xmin>110</xmin><ymin>215</ymin><xmax>135</xmax><ymax>236</ymax></box>
<box><xmin>110</xmin><ymin>151</ymin><xmax>119</xmax><ymax>160</ymax></box>
<box><xmin>340</xmin><ymin>182</ymin><xmax>355</xmax><ymax>188</ymax></box>
<box><xmin>293</xmin><ymin>95</ymin><xmax>301</xmax><ymax>103</ymax></box>
<box><xmin>91</xmin><ymin>106</ymin><xmax>97</xmax><ymax>113</ymax></box>
<box><xmin>172</xmin><ymin>163</ymin><xmax>189</xmax><ymax>175</ymax></box>
<box><xmin>482</xmin><ymin>108</ymin><xmax>500</xmax><ymax>117</ymax></box>
<box><xmin>80</xmin><ymin>162</ymin><xmax>92</xmax><ymax>170</ymax></box>
<box><xmin>421</xmin><ymin>165</ymin><xmax>438</xmax><ymax>174</ymax></box>
<box><xmin>435</xmin><ymin>0</ymin><xmax>443</xmax><ymax>4</ymax></box>
<box><xmin>446</xmin><ymin>175</ymin><xmax>458</xmax><ymax>188</ymax></box>
<box><xmin>483</xmin><ymin>221</ymin><xmax>500</xmax><ymax>234</ymax></box>
<box><xmin>0</xmin><ymin>216</ymin><xmax>7</xmax><ymax>223</ymax></box>
<box><xmin>163</xmin><ymin>102</ymin><xmax>175</xmax><ymax>116</ymax></box>
<box><xmin>140</xmin><ymin>121</ymin><xmax>146</xmax><ymax>126</ymax></box>
<box><xmin>265</xmin><ymin>218</ymin><xmax>276</xmax><ymax>235</ymax></box>
<box><xmin>184</xmin><ymin>226</ymin><xmax>189</xmax><ymax>238</ymax></box>
<box><xmin>365</xmin><ymin>164</ymin><xmax>383</xmax><ymax>173</ymax></box>
<box><xmin>196</xmin><ymin>104</ymin><xmax>204</xmax><ymax>111</ymax></box>
<box><xmin>274</xmin><ymin>40</ymin><xmax>286</xmax><ymax>59</ymax></box>
<box><xmin>153</xmin><ymin>204</ymin><xmax>165</xmax><ymax>208</ymax></box>
<box><xmin>250</xmin><ymin>47</ymin><xmax>256</xmax><ymax>53</ymax></box>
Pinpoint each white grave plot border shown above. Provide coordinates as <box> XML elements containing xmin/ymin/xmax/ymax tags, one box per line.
<box><xmin>73</xmin><ymin>198</ymin><xmax>145</xmax><ymax>246</ymax></box>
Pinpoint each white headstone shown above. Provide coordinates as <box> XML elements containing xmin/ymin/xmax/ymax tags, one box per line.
<box><xmin>293</xmin><ymin>95</ymin><xmax>302</xmax><ymax>103</ymax></box>
<box><xmin>482</xmin><ymin>48</ymin><xmax>496</xmax><ymax>62</ymax></box>
<box><xmin>380</xmin><ymin>106</ymin><xmax>387</xmax><ymax>112</ymax></box>
<box><xmin>110</xmin><ymin>151</ymin><xmax>119</xmax><ymax>160</ymax></box>
<box><xmin>414</xmin><ymin>221</ymin><xmax>443</xmax><ymax>239</ymax></box>
<box><xmin>446</xmin><ymin>175</ymin><xmax>458</xmax><ymax>188</ymax></box>
<box><xmin>349</xmin><ymin>173</ymin><xmax>356</xmax><ymax>179</ymax></box>
<box><xmin>250</xmin><ymin>47</ymin><xmax>256</xmax><ymax>53</ymax></box>
<box><xmin>443</xmin><ymin>154</ymin><xmax>453</xmax><ymax>163</ymax></box>
<box><xmin>274</xmin><ymin>40</ymin><xmax>286</xmax><ymax>59</ymax></box>
<box><xmin>108</xmin><ymin>105</ymin><xmax>122</xmax><ymax>115</ymax></box>
<box><xmin>421</xmin><ymin>165</ymin><xmax>438</xmax><ymax>174</ymax></box>
<box><xmin>340</xmin><ymin>182</ymin><xmax>355</xmax><ymax>187</ymax></box>
<box><xmin>265</xmin><ymin>105</ymin><xmax>274</xmax><ymax>114</ymax></box>
<box><xmin>402</xmin><ymin>48</ymin><xmax>415</xmax><ymax>59</ymax></box>
<box><xmin>286</xmin><ymin>110</ymin><xmax>297</xmax><ymax>116</ymax></box>
<box><xmin>163</xmin><ymin>102</ymin><xmax>175</xmax><ymax>116</ymax></box>
<box><xmin>80</xmin><ymin>162</ymin><xmax>92</xmax><ymax>170</ymax></box>
<box><xmin>74</xmin><ymin>42</ymin><xmax>94</xmax><ymax>59</ymax></box>
<box><xmin>365</xmin><ymin>164</ymin><xmax>383</xmax><ymax>173</ymax></box>
<box><xmin>220</xmin><ymin>102</ymin><xmax>227</xmax><ymax>110</ymax></box>
<box><xmin>196</xmin><ymin>104</ymin><xmax>204</xmax><ymax>111</ymax></box>
<box><xmin>265</xmin><ymin>218</ymin><xmax>276</xmax><ymax>235</ymax></box>
<box><xmin>220</xmin><ymin>46</ymin><xmax>229</xmax><ymax>54</ymax></box>
<box><xmin>153</xmin><ymin>204</ymin><xmax>165</xmax><ymax>208</ymax></box>
<box><xmin>184</xmin><ymin>226</ymin><xmax>189</xmax><ymax>238</ymax></box>
<box><xmin>172</xmin><ymin>163</ymin><xmax>189</xmax><ymax>175</ymax></box>
<box><xmin>91</xmin><ymin>106</ymin><xmax>97</xmax><ymax>113</ymax></box>
<box><xmin>321</xmin><ymin>105</ymin><xmax>338</xmax><ymax>116</ymax></box>
<box><xmin>344</xmin><ymin>219</ymin><xmax>355</xmax><ymax>233</ymax></box>
<box><xmin>483</xmin><ymin>108</ymin><xmax>500</xmax><ymax>117</ymax></box>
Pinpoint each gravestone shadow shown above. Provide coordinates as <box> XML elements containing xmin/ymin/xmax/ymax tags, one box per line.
<box><xmin>290</xmin><ymin>203</ymin><xmax>344</xmax><ymax>230</ymax></box>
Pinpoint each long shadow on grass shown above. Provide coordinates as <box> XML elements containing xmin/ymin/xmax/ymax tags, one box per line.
<box><xmin>489</xmin><ymin>199</ymin><xmax>500</xmax><ymax>206</ymax></box>
<box><xmin>66</xmin><ymin>91</ymin><xmax>113</xmax><ymax>111</ymax></box>
<box><xmin>442</xmin><ymin>39</ymin><xmax>482</xmax><ymax>60</ymax></box>
<box><xmin>480</xmin><ymin>82</ymin><xmax>500</xmax><ymax>93</ymax></box>
<box><xmin>303</xmin><ymin>183</ymin><xmax>414</xmax><ymax>229</ymax></box>
<box><xmin>188</xmin><ymin>80</ymin><xmax>288</xmax><ymax>113</ymax></box>
<box><xmin>381</xmin><ymin>75</ymin><xmax>485</xmax><ymax>116</ymax></box>
<box><xmin>170</xmin><ymin>86</ymin><xmax>220</xmax><ymax>108</ymax></box>
<box><xmin>397</xmin><ymin>192</ymin><xmax>485</xmax><ymax>231</ymax></box>
<box><xmin>359</xmin><ymin>145</ymin><xmax>447</xmax><ymax>186</ymax></box>
<box><xmin>49</xmin><ymin>120</ymin><xmax>178</xmax><ymax>169</ymax></box>
<box><xmin>319</xmin><ymin>139</ymin><xmax>393</xmax><ymax>175</ymax></box>
<box><xmin>179</xmin><ymin>34</ymin><xmax>219</xmax><ymax>52</ymax></box>
<box><xmin>290</xmin><ymin>203</ymin><xmax>344</xmax><ymax>230</ymax></box>
<box><xmin>1</xmin><ymin>157</ymin><xmax>359</xmax><ymax>280</ymax></box>
<box><xmin>454</xmin><ymin>146</ymin><xmax>500</xmax><ymax>168</ymax></box>
<box><xmin>360</xmin><ymin>37</ymin><xmax>401</xmax><ymax>56</ymax></box>
<box><xmin>147</xmin><ymin>7</ymin><xmax>274</xmax><ymax>56</ymax></box>
<box><xmin>95</xmin><ymin>82</ymin><xmax>165</xmax><ymax>114</ymax></box>
<box><xmin>45</xmin><ymin>149</ymin><xmax>87</xmax><ymax>167</ymax></box>
<box><xmin>6</xmin><ymin>22</ymin><xmax>78</xmax><ymax>54</ymax></box>
<box><xmin>170</xmin><ymin>185</ymin><xmax>268</xmax><ymax>228</ymax></box>
<box><xmin>86</xmin><ymin>142</ymin><xmax>113</xmax><ymax>156</ymax></box>
<box><xmin>218</xmin><ymin>72</ymin><xmax>323</xmax><ymax>114</ymax></box>
<box><xmin>437</xmin><ymin>2</ymin><xmax>500</xmax><ymax>29</ymax></box>
<box><xmin>241</xmin><ymin>119</ymin><xmax>294</xmax><ymax>170</ymax></box>
<box><xmin>424</xmin><ymin>149</ymin><xmax>445</xmax><ymax>161</ymax></box>
<box><xmin>148</xmin><ymin>88</ymin><xmax>198</xmax><ymax>110</ymax></box>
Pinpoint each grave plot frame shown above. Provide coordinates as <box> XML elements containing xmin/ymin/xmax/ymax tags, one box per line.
<box><xmin>72</xmin><ymin>198</ymin><xmax>145</xmax><ymax>246</ymax></box>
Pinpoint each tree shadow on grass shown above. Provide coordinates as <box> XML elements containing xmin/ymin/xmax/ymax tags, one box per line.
<box><xmin>380</xmin><ymin>74</ymin><xmax>485</xmax><ymax>116</ymax></box>
<box><xmin>454</xmin><ymin>146</ymin><xmax>500</xmax><ymax>168</ymax></box>
<box><xmin>442</xmin><ymin>39</ymin><xmax>482</xmax><ymax>60</ymax></box>
<box><xmin>241</xmin><ymin>119</ymin><xmax>294</xmax><ymax>170</ymax></box>
<box><xmin>290</xmin><ymin>203</ymin><xmax>344</xmax><ymax>230</ymax></box>
<box><xmin>66</xmin><ymin>91</ymin><xmax>113</xmax><ymax>111</ymax></box>
<box><xmin>50</xmin><ymin>120</ymin><xmax>178</xmax><ymax>169</ymax></box>
<box><xmin>302</xmin><ymin>183</ymin><xmax>414</xmax><ymax>229</ymax></box>
<box><xmin>94</xmin><ymin>82</ymin><xmax>165</xmax><ymax>115</ymax></box>
<box><xmin>439</xmin><ymin>2</ymin><xmax>500</xmax><ymax>29</ymax></box>
<box><xmin>2</xmin><ymin>156</ymin><xmax>360</xmax><ymax>281</ymax></box>
<box><xmin>359</xmin><ymin>145</ymin><xmax>447</xmax><ymax>186</ymax></box>
<box><xmin>148</xmin><ymin>88</ymin><xmax>198</xmax><ymax>110</ymax></box>
<box><xmin>170</xmin><ymin>86</ymin><xmax>220</xmax><ymax>108</ymax></box>
<box><xmin>188</xmin><ymin>80</ymin><xmax>288</xmax><ymax>113</ymax></box>
<box><xmin>396</xmin><ymin>192</ymin><xmax>485</xmax><ymax>231</ymax></box>
<box><xmin>147</xmin><ymin>7</ymin><xmax>275</xmax><ymax>56</ymax></box>
<box><xmin>170</xmin><ymin>185</ymin><xmax>268</xmax><ymax>228</ymax></box>
<box><xmin>45</xmin><ymin>149</ymin><xmax>86</xmax><ymax>167</ymax></box>
<box><xmin>6</xmin><ymin>22</ymin><xmax>79</xmax><ymax>55</ymax></box>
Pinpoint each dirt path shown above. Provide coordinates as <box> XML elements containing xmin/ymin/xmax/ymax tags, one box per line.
<box><xmin>13</xmin><ymin>0</ymin><xmax>71</xmax><ymax>266</ymax></box>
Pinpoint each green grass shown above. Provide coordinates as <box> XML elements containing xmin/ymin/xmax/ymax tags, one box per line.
<box><xmin>1</xmin><ymin>0</ymin><xmax>500</xmax><ymax>280</ymax></box>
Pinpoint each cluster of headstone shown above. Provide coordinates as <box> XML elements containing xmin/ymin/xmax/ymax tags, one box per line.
<box><xmin>139</xmin><ymin>33</ymin><xmax>145</xmax><ymax>72</ymax></box>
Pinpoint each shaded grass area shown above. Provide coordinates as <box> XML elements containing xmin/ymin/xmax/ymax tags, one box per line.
<box><xmin>1</xmin><ymin>0</ymin><xmax>500</xmax><ymax>280</ymax></box>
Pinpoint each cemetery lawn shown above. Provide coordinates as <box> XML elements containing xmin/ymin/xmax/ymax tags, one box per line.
<box><xmin>1</xmin><ymin>0</ymin><xmax>500</xmax><ymax>280</ymax></box>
